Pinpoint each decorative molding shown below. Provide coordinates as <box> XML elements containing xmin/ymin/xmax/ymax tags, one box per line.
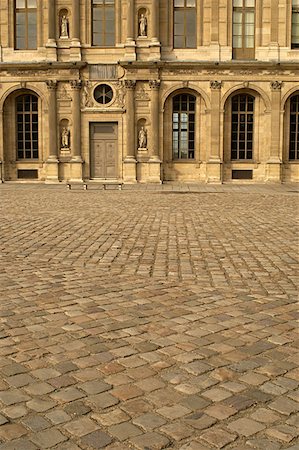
<box><xmin>149</xmin><ymin>80</ymin><xmax>161</xmax><ymax>89</ymax></box>
<box><xmin>46</xmin><ymin>80</ymin><xmax>58</xmax><ymax>90</ymax></box>
<box><xmin>210</xmin><ymin>80</ymin><xmax>222</xmax><ymax>90</ymax></box>
<box><xmin>270</xmin><ymin>81</ymin><xmax>283</xmax><ymax>91</ymax></box>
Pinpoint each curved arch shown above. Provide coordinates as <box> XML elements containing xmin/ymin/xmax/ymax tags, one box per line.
<box><xmin>221</xmin><ymin>83</ymin><xmax>271</xmax><ymax>112</ymax></box>
<box><xmin>281</xmin><ymin>86</ymin><xmax>299</xmax><ymax>110</ymax></box>
<box><xmin>162</xmin><ymin>83</ymin><xmax>210</xmax><ymax>111</ymax></box>
<box><xmin>0</xmin><ymin>84</ymin><xmax>47</xmax><ymax>112</ymax></box>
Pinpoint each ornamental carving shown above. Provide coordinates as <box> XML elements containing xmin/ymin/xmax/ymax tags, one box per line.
<box><xmin>46</xmin><ymin>80</ymin><xmax>58</xmax><ymax>90</ymax></box>
<box><xmin>70</xmin><ymin>80</ymin><xmax>82</xmax><ymax>90</ymax></box>
<box><xmin>58</xmin><ymin>84</ymin><xmax>71</xmax><ymax>100</ymax></box>
<box><xmin>270</xmin><ymin>81</ymin><xmax>283</xmax><ymax>91</ymax></box>
<box><xmin>82</xmin><ymin>81</ymin><xmax>94</xmax><ymax>107</ymax></box>
<box><xmin>124</xmin><ymin>80</ymin><xmax>136</xmax><ymax>90</ymax></box>
<box><xmin>116</xmin><ymin>81</ymin><xmax>127</xmax><ymax>107</ymax></box>
<box><xmin>210</xmin><ymin>81</ymin><xmax>222</xmax><ymax>90</ymax></box>
<box><xmin>135</xmin><ymin>86</ymin><xmax>149</xmax><ymax>101</ymax></box>
<box><xmin>149</xmin><ymin>80</ymin><xmax>161</xmax><ymax>89</ymax></box>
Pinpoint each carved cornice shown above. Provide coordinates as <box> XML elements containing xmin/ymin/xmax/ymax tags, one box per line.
<box><xmin>270</xmin><ymin>81</ymin><xmax>283</xmax><ymax>91</ymax></box>
<box><xmin>124</xmin><ymin>80</ymin><xmax>136</xmax><ymax>90</ymax></box>
<box><xmin>46</xmin><ymin>80</ymin><xmax>58</xmax><ymax>90</ymax></box>
<box><xmin>210</xmin><ymin>80</ymin><xmax>222</xmax><ymax>90</ymax></box>
<box><xmin>70</xmin><ymin>80</ymin><xmax>82</xmax><ymax>90</ymax></box>
<box><xmin>149</xmin><ymin>80</ymin><xmax>161</xmax><ymax>90</ymax></box>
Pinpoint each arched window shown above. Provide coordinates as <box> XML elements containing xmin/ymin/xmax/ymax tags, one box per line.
<box><xmin>172</xmin><ymin>93</ymin><xmax>196</xmax><ymax>160</ymax></box>
<box><xmin>16</xmin><ymin>93</ymin><xmax>38</xmax><ymax>160</ymax></box>
<box><xmin>289</xmin><ymin>94</ymin><xmax>299</xmax><ymax>160</ymax></box>
<box><xmin>231</xmin><ymin>94</ymin><xmax>254</xmax><ymax>160</ymax></box>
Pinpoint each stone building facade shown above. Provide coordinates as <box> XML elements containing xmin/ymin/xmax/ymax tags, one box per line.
<box><xmin>0</xmin><ymin>0</ymin><xmax>298</xmax><ymax>184</ymax></box>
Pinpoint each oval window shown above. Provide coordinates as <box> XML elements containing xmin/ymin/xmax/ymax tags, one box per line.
<box><xmin>94</xmin><ymin>84</ymin><xmax>113</xmax><ymax>105</ymax></box>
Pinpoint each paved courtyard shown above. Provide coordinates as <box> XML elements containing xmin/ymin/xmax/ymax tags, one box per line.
<box><xmin>0</xmin><ymin>183</ymin><xmax>298</xmax><ymax>450</ymax></box>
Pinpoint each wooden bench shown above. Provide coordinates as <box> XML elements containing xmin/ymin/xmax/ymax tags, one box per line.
<box><xmin>67</xmin><ymin>182</ymin><xmax>123</xmax><ymax>191</ymax></box>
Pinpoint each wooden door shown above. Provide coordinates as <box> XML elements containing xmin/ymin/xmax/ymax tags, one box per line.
<box><xmin>90</xmin><ymin>123</ymin><xmax>118</xmax><ymax>179</ymax></box>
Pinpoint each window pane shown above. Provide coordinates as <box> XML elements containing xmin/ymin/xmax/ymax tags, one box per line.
<box><xmin>233</xmin><ymin>0</ymin><xmax>243</xmax><ymax>6</ymax></box>
<box><xmin>186</xmin><ymin>11</ymin><xmax>196</xmax><ymax>48</ymax></box>
<box><xmin>246</xmin><ymin>0</ymin><xmax>255</xmax><ymax>6</ymax></box>
<box><xmin>245</xmin><ymin>35</ymin><xmax>254</xmax><ymax>47</ymax></box>
<box><xmin>27</xmin><ymin>0</ymin><xmax>37</xmax><ymax>7</ymax></box>
<box><xmin>233</xmin><ymin>36</ymin><xmax>242</xmax><ymax>48</ymax></box>
<box><xmin>16</xmin><ymin>0</ymin><xmax>25</xmax><ymax>7</ymax></box>
<box><xmin>174</xmin><ymin>0</ymin><xmax>185</xmax><ymax>6</ymax></box>
<box><xmin>233</xmin><ymin>11</ymin><xmax>242</xmax><ymax>23</ymax></box>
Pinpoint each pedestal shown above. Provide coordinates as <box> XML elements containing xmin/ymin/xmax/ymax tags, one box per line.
<box><xmin>206</xmin><ymin>160</ymin><xmax>222</xmax><ymax>183</ymax></box>
<box><xmin>45</xmin><ymin>159</ymin><xmax>59</xmax><ymax>182</ymax></box>
<box><xmin>149</xmin><ymin>41</ymin><xmax>161</xmax><ymax>61</ymax></box>
<box><xmin>124</xmin><ymin>40</ymin><xmax>137</xmax><ymax>61</ymax></box>
<box><xmin>68</xmin><ymin>158</ymin><xmax>83</xmax><ymax>182</ymax></box>
<box><xmin>123</xmin><ymin>157</ymin><xmax>137</xmax><ymax>183</ymax></box>
<box><xmin>266</xmin><ymin>160</ymin><xmax>282</xmax><ymax>182</ymax></box>
<box><xmin>148</xmin><ymin>158</ymin><xmax>162</xmax><ymax>183</ymax></box>
<box><xmin>45</xmin><ymin>41</ymin><xmax>57</xmax><ymax>61</ymax></box>
<box><xmin>70</xmin><ymin>40</ymin><xmax>81</xmax><ymax>61</ymax></box>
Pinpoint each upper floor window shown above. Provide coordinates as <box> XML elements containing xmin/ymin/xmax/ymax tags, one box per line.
<box><xmin>92</xmin><ymin>0</ymin><xmax>115</xmax><ymax>47</ymax></box>
<box><xmin>231</xmin><ymin>94</ymin><xmax>254</xmax><ymax>160</ymax></box>
<box><xmin>233</xmin><ymin>0</ymin><xmax>255</xmax><ymax>59</ymax></box>
<box><xmin>174</xmin><ymin>0</ymin><xmax>196</xmax><ymax>49</ymax></box>
<box><xmin>15</xmin><ymin>0</ymin><xmax>37</xmax><ymax>50</ymax></box>
<box><xmin>289</xmin><ymin>95</ymin><xmax>299</xmax><ymax>160</ymax></box>
<box><xmin>173</xmin><ymin>94</ymin><xmax>196</xmax><ymax>160</ymax></box>
<box><xmin>292</xmin><ymin>0</ymin><xmax>299</xmax><ymax>48</ymax></box>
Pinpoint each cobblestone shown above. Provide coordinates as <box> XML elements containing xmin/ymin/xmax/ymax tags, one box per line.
<box><xmin>0</xmin><ymin>183</ymin><xmax>298</xmax><ymax>449</ymax></box>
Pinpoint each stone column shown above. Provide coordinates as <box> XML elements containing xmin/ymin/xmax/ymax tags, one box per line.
<box><xmin>71</xmin><ymin>0</ymin><xmax>81</xmax><ymax>60</ymax></box>
<box><xmin>268</xmin><ymin>0</ymin><xmax>279</xmax><ymax>60</ymax></box>
<box><xmin>147</xmin><ymin>80</ymin><xmax>161</xmax><ymax>182</ymax></box>
<box><xmin>149</xmin><ymin>80</ymin><xmax>160</xmax><ymax>159</ymax></box>
<box><xmin>47</xmin><ymin>0</ymin><xmax>56</xmax><ymax>43</ymax></box>
<box><xmin>210</xmin><ymin>0</ymin><xmax>220</xmax><ymax>60</ymax></box>
<box><xmin>124</xmin><ymin>80</ymin><xmax>136</xmax><ymax>158</ymax></box>
<box><xmin>46</xmin><ymin>80</ymin><xmax>59</xmax><ymax>181</ymax></box>
<box><xmin>207</xmin><ymin>81</ymin><xmax>222</xmax><ymax>183</ymax></box>
<box><xmin>267</xmin><ymin>81</ymin><xmax>282</xmax><ymax>182</ymax></box>
<box><xmin>149</xmin><ymin>0</ymin><xmax>161</xmax><ymax>60</ymax></box>
<box><xmin>151</xmin><ymin>0</ymin><xmax>159</xmax><ymax>43</ymax></box>
<box><xmin>70</xmin><ymin>80</ymin><xmax>82</xmax><ymax>161</ymax></box>
<box><xmin>123</xmin><ymin>80</ymin><xmax>137</xmax><ymax>182</ymax></box>
<box><xmin>46</xmin><ymin>0</ymin><xmax>57</xmax><ymax>59</ymax></box>
<box><xmin>124</xmin><ymin>0</ymin><xmax>136</xmax><ymax>61</ymax></box>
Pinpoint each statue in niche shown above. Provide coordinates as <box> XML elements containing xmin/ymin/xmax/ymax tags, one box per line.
<box><xmin>138</xmin><ymin>126</ymin><xmax>147</xmax><ymax>149</ymax></box>
<box><xmin>61</xmin><ymin>127</ymin><xmax>70</xmax><ymax>148</ymax></box>
<box><xmin>60</xmin><ymin>15</ymin><xmax>69</xmax><ymax>38</ymax></box>
<box><xmin>139</xmin><ymin>13</ymin><xmax>147</xmax><ymax>37</ymax></box>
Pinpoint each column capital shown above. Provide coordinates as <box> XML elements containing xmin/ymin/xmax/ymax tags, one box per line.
<box><xmin>124</xmin><ymin>80</ymin><xmax>136</xmax><ymax>90</ymax></box>
<box><xmin>70</xmin><ymin>80</ymin><xmax>82</xmax><ymax>90</ymax></box>
<box><xmin>46</xmin><ymin>80</ymin><xmax>58</xmax><ymax>90</ymax></box>
<box><xmin>270</xmin><ymin>81</ymin><xmax>283</xmax><ymax>91</ymax></box>
<box><xmin>210</xmin><ymin>80</ymin><xmax>222</xmax><ymax>90</ymax></box>
<box><xmin>149</xmin><ymin>80</ymin><xmax>161</xmax><ymax>90</ymax></box>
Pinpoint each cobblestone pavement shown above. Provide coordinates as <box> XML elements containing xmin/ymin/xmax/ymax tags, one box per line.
<box><xmin>0</xmin><ymin>183</ymin><xmax>298</xmax><ymax>449</ymax></box>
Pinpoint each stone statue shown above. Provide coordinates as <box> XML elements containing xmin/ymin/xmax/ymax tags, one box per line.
<box><xmin>139</xmin><ymin>13</ymin><xmax>147</xmax><ymax>37</ymax></box>
<box><xmin>61</xmin><ymin>127</ymin><xmax>70</xmax><ymax>148</ymax></box>
<box><xmin>82</xmin><ymin>82</ymin><xmax>93</xmax><ymax>107</ymax></box>
<box><xmin>60</xmin><ymin>15</ymin><xmax>69</xmax><ymax>38</ymax></box>
<box><xmin>138</xmin><ymin>126</ymin><xmax>147</xmax><ymax>148</ymax></box>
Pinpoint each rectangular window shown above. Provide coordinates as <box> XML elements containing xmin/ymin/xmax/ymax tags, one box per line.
<box><xmin>92</xmin><ymin>0</ymin><xmax>115</xmax><ymax>47</ymax></box>
<box><xmin>15</xmin><ymin>0</ymin><xmax>37</xmax><ymax>50</ymax></box>
<box><xmin>233</xmin><ymin>0</ymin><xmax>255</xmax><ymax>59</ymax></box>
<box><xmin>174</xmin><ymin>0</ymin><xmax>196</xmax><ymax>49</ymax></box>
<box><xmin>292</xmin><ymin>0</ymin><xmax>299</xmax><ymax>48</ymax></box>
